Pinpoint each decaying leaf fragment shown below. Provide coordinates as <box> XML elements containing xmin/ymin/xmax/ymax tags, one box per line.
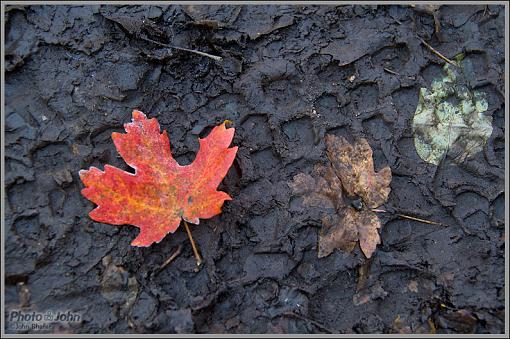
<box><xmin>289</xmin><ymin>135</ymin><xmax>392</xmax><ymax>258</ymax></box>
<box><xmin>412</xmin><ymin>58</ymin><xmax>492</xmax><ymax>165</ymax></box>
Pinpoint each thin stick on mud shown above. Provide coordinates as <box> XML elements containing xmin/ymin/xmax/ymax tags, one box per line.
<box><xmin>158</xmin><ymin>244</ymin><xmax>183</xmax><ymax>272</ymax></box>
<box><xmin>418</xmin><ymin>37</ymin><xmax>458</xmax><ymax>67</ymax></box>
<box><xmin>141</xmin><ymin>36</ymin><xmax>223</xmax><ymax>61</ymax></box>
<box><xmin>372</xmin><ymin>209</ymin><xmax>447</xmax><ymax>227</ymax></box>
<box><xmin>384</xmin><ymin>67</ymin><xmax>400</xmax><ymax>76</ymax></box>
<box><xmin>183</xmin><ymin>220</ymin><xmax>203</xmax><ymax>267</ymax></box>
<box><xmin>395</xmin><ymin>213</ymin><xmax>447</xmax><ymax>226</ymax></box>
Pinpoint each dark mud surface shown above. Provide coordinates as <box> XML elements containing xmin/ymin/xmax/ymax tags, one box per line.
<box><xmin>4</xmin><ymin>4</ymin><xmax>506</xmax><ymax>334</ymax></box>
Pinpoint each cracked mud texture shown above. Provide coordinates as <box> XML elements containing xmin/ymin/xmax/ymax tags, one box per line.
<box><xmin>4</xmin><ymin>4</ymin><xmax>505</xmax><ymax>334</ymax></box>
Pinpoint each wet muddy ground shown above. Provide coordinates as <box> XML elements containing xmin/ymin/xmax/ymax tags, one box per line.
<box><xmin>4</xmin><ymin>4</ymin><xmax>506</xmax><ymax>334</ymax></box>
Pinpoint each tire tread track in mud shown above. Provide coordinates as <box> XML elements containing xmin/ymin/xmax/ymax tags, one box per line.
<box><xmin>4</xmin><ymin>4</ymin><xmax>505</xmax><ymax>334</ymax></box>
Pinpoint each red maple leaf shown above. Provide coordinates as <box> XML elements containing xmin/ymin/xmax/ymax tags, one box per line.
<box><xmin>79</xmin><ymin>110</ymin><xmax>238</xmax><ymax>247</ymax></box>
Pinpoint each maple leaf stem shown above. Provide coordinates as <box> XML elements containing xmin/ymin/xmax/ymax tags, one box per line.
<box><xmin>372</xmin><ymin>209</ymin><xmax>447</xmax><ymax>227</ymax></box>
<box><xmin>183</xmin><ymin>220</ymin><xmax>203</xmax><ymax>267</ymax></box>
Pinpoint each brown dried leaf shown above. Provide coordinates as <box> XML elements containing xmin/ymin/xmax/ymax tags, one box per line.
<box><xmin>288</xmin><ymin>164</ymin><xmax>343</xmax><ymax>210</ymax></box>
<box><xmin>325</xmin><ymin>135</ymin><xmax>392</xmax><ymax>209</ymax></box>
<box><xmin>289</xmin><ymin>135</ymin><xmax>391</xmax><ymax>259</ymax></box>
<box><xmin>318</xmin><ymin>208</ymin><xmax>382</xmax><ymax>258</ymax></box>
<box><xmin>318</xmin><ymin>211</ymin><xmax>358</xmax><ymax>258</ymax></box>
<box><xmin>356</xmin><ymin>210</ymin><xmax>383</xmax><ymax>258</ymax></box>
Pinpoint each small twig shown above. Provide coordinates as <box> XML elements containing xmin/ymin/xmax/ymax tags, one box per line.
<box><xmin>372</xmin><ymin>209</ymin><xmax>447</xmax><ymax>227</ymax></box>
<box><xmin>389</xmin><ymin>14</ymin><xmax>402</xmax><ymax>25</ymax></box>
<box><xmin>418</xmin><ymin>37</ymin><xmax>458</xmax><ymax>67</ymax></box>
<box><xmin>384</xmin><ymin>68</ymin><xmax>400</xmax><ymax>76</ymax></box>
<box><xmin>283</xmin><ymin>312</ymin><xmax>334</xmax><ymax>334</ymax></box>
<box><xmin>395</xmin><ymin>213</ymin><xmax>447</xmax><ymax>227</ymax></box>
<box><xmin>157</xmin><ymin>244</ymin><xmax>183</xmax><ymax>273</ymax></box>
<box><xmin>183</xmin><ymin>220</ymin><xmax>203</xmax><ymax>267</ymax></box>
<box><xmin>141</xmin><ymin>36</ymin><xmax>223</xmax><ymax>61</ymax></box>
